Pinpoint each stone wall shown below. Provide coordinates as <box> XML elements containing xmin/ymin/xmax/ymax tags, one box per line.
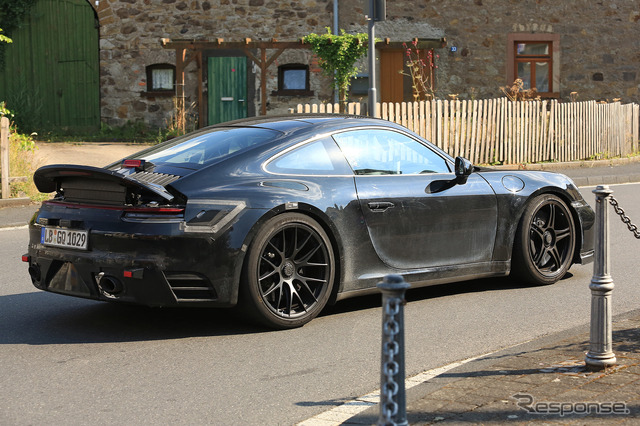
<box><xmin>340</xmin><ymin>0</ymin><xmax>640</xmax><ymax>102</ymax></box>
<box><xmin>95</xmin><ymin>0</ymin><xmax>334</xmax><ymax>127</ymax></box>
<box><xmin>94</xmin><ymin>0</ymin><xmax>640</xmax><ymax>127</ymax></box>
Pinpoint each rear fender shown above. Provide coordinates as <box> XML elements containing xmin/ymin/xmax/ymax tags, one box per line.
<box><xmin>240</xmin><ymin>202</ymin><xmax>346</xmax><ymax>305</ymax></box>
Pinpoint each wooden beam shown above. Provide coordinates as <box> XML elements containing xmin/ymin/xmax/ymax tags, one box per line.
<box><xmin>196</xmin><ymin>51</ymin><xmax>204</xmax><ymax>128</ymax></box>
<box><xmin>375</xmin><ymin>38</ymin><xmax>447</xmax><ymax>50</ymax></box>
<box><xmin>260</xmin><ymin>48</ymin><xmax>267</xmax><ymax>115</ymax></box>
<box><xmin>265</xmin><ymin>48</ymin><xmax>286</xmax><ymax>68</ymax></box>
<box><xmin>161</xmin><ymin>39</ymin><xmax>309</xmax><ymax>51</ymax></box>
<box><xmin>175</xmin><ymin>48</ymin><xmax>186</xmax><ymax>132</ymax></box>
<box><xmin>239</xmin><ymin>46</ymin><xmax>289</xmax><ymax>116</ymax></box>
<box><xmin>182</xmin><ymin>50</ymin><xmax>197</xmax><ymax>68</ymax></box>
<box><xmin>243</xmin><ymin>49</ymin><xmax>261</xmax><ymax>67</ymax></box>
<box><xmin>175</xmin><ymin>48</ymin><xmax>186</xmax><ymax>101</ymax></box>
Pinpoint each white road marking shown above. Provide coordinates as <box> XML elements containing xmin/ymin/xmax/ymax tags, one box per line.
<box><xmin>297</xmin><ymin>350</ymin><xmax>500</xmax><ymax>426</ymax></box>
<box><xmin>0</xmin><ymin>225</ymin><xmax>28</xmax><ymax>231</ymax></box>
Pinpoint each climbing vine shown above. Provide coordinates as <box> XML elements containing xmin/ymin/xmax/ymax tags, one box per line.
<box><xmin>0</xmin><ymin>0</ymin><xmax>38</xmax><ymax>66</ymax></box>
<box><xmin>303</xmin><ymin>28</ymin><xmax>372</xmax><ymax>106</ymax></box>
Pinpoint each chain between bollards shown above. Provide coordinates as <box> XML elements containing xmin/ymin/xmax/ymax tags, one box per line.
<box><xmin>585</xmin><ymin>185</ymin><xmax>616</xmax><ymax>371</ymax></box>
<box><xmin>378</xmin><ymin>274</ymin><xmax>410</xmax><ymax>426</ymax></box>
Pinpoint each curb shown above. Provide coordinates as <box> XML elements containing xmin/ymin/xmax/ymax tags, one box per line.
<box><xmin>490</xmin><ymin>156</ymin><xmax>640</xmax><ymax>187</ymax></box>
<box><xmin>490</xmin><ymin>155</ymin><xmax>640</xmax><ymax>171</ymax></box>
<box><xmin>571</xmin><ymin>173</ymin><xmax>640</xmax><ymax>187</ymax></box>
<box><xmin>0</xmin><ymin>197</ymin><xmax>32</xmax><ymax>209</ymax></box>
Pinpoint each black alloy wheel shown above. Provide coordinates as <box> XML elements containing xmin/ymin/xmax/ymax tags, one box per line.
<box><xmin>512</xmin><ymin>194</ymin><xmax>576</xmax><ymax>285</ymax></box>
<box><xmin>242</xmin><ymin>213</ymin><xmax>335</xmax><ymax>329</ymax></box>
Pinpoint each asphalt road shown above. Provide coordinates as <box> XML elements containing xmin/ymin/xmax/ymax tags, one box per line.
<box><xmin>1</xmin><ymin>183</ymin><xmax>639</xmax><ymax>425</ymax></box>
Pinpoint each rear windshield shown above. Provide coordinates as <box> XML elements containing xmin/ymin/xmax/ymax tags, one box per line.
<box><xmin>135</xmin><ymin>127</ymin><xmax>281</xmax><ymax>170</ymax></box>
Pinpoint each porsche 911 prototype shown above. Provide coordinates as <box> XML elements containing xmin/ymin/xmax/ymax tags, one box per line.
<box><xmin>25</xmin><ymin>116</ymin><xmax>594</xmax><ymax>328</ymax></box>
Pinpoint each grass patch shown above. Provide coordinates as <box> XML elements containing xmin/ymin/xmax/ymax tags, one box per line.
<box><xmin>2</xmin><ymin>131</ymin><xmax>48</xmax><ymax>201</ymax></box>
<box><xmin>40</xmin><ymin>121</ymin><xmax>166</xmax><ymax>144</ymax></box>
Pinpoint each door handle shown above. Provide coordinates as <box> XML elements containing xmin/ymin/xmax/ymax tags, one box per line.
<box><xmin>367</xmin><ymin>201</ymin><xmax>395</xmax><ymax>212</ymax></box>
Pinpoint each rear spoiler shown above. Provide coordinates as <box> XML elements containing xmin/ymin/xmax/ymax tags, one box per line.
<box><xmin>33</xmin><ymin>164</ymin><xmax>176</xmax><ymax>202</ymax></box>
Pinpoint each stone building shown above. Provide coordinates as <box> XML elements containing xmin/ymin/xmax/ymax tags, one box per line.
<box><xmin>7</xmin><ymin>0</ymin><xmax>637</xmax><ymax>130</ymax></box>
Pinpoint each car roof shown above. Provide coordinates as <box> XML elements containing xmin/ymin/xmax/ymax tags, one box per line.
<box><xmin>210</xmin><ymin>114</ymin><xmax>399</xmax><ymax>134</ymax></box>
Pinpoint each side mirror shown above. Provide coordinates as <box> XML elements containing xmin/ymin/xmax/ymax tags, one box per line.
<box><xmin>454</xmin><ymin>157</ymin><xmax>473</xmax><ymax>184</ymax></box>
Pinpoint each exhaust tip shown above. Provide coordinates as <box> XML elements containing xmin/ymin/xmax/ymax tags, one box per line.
<box><xmin>96</xmin><ymin>273</ymin><xmax>124</xmax><ymax>298</ymax></box>
<box><xmin>28</xmin><ymin>264</ymin><xmax>41</xmax><ymax>283</ymax></box>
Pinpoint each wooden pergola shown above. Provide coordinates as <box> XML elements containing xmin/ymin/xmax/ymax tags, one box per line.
<box><xmin>160</xmin><ymin>37</ymin><xmax>446</xmax><ymax>127</ymax></box>
<box><xmin>161</xmin><ymin>38</ymin><xmax>312</xmax><ymax>127</ymax></box>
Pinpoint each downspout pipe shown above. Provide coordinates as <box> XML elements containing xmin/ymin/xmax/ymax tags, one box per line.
<box><xmin>367</xmin><ymin>0</ymin><xmax>377</xmax><ymax>117</ymax></box>
<box><xmin>333</xmin><ymin>0</ymin><xmax>339</xmax><ymax>104</ymax></box>
<box><xmin>333</xmin><ymin>0</ymin><xmax>338</xmax><ymax>36</ymax></box>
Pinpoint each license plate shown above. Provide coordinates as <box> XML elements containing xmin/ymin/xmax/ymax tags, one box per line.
<box><xmin>41</xmin><ymin>227</ymin><xmax>89</xmax><ymax>250</ymax></box>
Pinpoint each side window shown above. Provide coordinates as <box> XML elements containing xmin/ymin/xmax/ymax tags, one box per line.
<box><xmin>507</xmin><ymin>33</ymin><xmax>559</xmax><ymax>98</ymax></box>
<box><xmin>272</xmin><ymin>64</ymin><xmax>313</xmax><ymax>96</ymax></box>
<box><xmin>145</xmin><ymin>63</ymin><xmax>176</xmax><ymax>95</ymax></box>
<box><xmin>332</xmin><ymin>129</ymin><xmax>450</xmax><ymax>175</ymax></box>
<box><xmin>514</xmin><ymin>42</ymin><xmax>551</xmax><ymax>92</ymax></box>
<box><xmin>266</xmin><ymin>138</ymin><xmax>352</xmax><ymax>175</ymax></box>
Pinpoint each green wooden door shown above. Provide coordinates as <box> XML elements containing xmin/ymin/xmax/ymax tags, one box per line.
<box><xmin>0</xmin><ymin>0</ymin><xmax>99</xmax><ymax>132</ymax></box>
<box><xmin>208</xmin><ymin>57</ymin><xmax>247</xmax><ymax>125</ymax></box>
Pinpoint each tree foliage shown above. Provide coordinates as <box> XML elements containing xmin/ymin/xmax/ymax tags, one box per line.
<box><xmin>303</xmin><ymin>28</ymin><xmax>370</xmax><ymax>105</ymax></box>
<box><xmin>0</xmin><ymin>28</ymin><xmax>12</xmax><ymax>44</ymax></box>
<box><xmin>0</xmin><ymin>0</ymin><xmax>38</xmax><ymax>66</ymax></box>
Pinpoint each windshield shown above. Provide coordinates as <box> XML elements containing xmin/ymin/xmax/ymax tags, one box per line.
<box><xmin>135</xmin><ymin>127</ymin><xmax>281</xmax><ymax>170</ymax></box>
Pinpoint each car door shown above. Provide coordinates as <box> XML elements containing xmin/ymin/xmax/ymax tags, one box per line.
<box><xmin>332</xmin><ymin>128</ymin><xmax>498</xmax><ymax>270</ymax></box>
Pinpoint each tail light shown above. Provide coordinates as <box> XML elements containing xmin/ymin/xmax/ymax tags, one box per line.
<box><xmin>42</xmin><ymin>200</ymin><xmax>185</xmax><ymax>220</ymax></box>
<box><xmin>122</xmin><ymin>205</ymin><xmax>185</xmax><ymax>220</ymax></box>
<box><xmin>122</xmin><ymin>159</ymin><xmax>146</xmax><ymax>168</ymax></box>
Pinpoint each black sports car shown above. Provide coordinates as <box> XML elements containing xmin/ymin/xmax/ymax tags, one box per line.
<box><xmin>25</xmin><ymin>116</ymin><xmax>594</xmax><ymax>328</ymax></box>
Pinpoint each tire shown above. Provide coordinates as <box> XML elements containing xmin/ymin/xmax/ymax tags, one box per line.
<box><xmin>241</xmin><ymin>213</ymin><xmax>335</xmax><ymax>329</ymax></box>
<box><xmin>512</xmin><ymin>194</ymin><xmax>576</xmax><ymax>285</ymax></box>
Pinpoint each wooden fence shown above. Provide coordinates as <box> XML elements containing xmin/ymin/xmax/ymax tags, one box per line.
<box><xmin>292</xmin><ymin>99</ymin><xmax>640</xmax><ymax>165</ymax></box>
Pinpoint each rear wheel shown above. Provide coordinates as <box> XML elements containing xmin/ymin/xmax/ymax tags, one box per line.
<box><xmin>512</xmin><ymin>194</ymin><xmax>576</xmax><ymax>285</ymax></box>
<box><xmin>242</xmin><ymin>213</ymin><xmax>335</xmax><ymax>329</ymax></box>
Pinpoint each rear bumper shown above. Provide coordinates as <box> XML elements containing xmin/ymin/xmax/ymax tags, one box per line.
<box><xmin>26</xmin><ymin>224</ymin><xmax>243</xmax><ymax>307</ymax></box>
<box><xmin>579</xmin><ymin>248</ymin><xmax>594</xmax><ymax>265</ymax></box>
<box><xmin>573</xmin><ymin>199</ymin><xmax>596</xmax><ymax>265</ymax></box>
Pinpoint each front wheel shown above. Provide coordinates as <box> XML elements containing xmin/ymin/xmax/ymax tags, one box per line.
<box><xmin>512</xmin><ymin>194</ymin><xmax>576</xmax><ymax>285</ymax></box>
<box><xmin>241</xmin><ymin>213</ymin><xmax>335</xmax><ymax>329</ymax></box>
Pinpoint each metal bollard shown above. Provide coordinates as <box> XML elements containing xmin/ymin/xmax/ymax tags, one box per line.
<box><xmin>585</xmin><ymin>185</ymin><xmax>617</xmax><ymax>370</ymax></box>
<box><xmin>378</xmin><ymin>274</ymin><xmax>410</xmax><ymax>426</ymax></box>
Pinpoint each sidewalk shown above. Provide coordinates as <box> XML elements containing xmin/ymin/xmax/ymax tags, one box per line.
<box><xmin>339</xmin><ymin>309</ymin><xmax>640</xmax><ymax>424</ymax></box>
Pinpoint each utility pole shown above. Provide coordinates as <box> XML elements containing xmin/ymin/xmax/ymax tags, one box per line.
<box><xmin>367</xmin><ymin>0</ymin><xmax>385</xmax><ymax>117</ymax></box>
